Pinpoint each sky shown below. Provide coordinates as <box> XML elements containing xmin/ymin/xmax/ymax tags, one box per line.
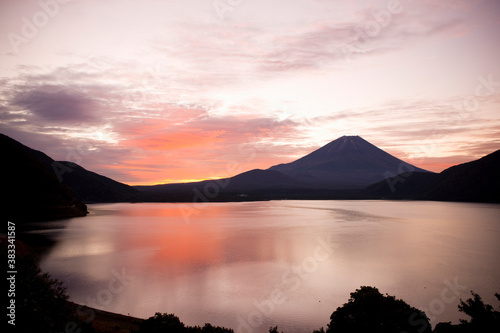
<box><xmin>1</xmin><ymin>0</ymin><xmax>499</xmax><ymax>185</ymax></box>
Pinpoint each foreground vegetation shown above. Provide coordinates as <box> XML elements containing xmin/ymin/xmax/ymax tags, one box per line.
<box><xmin>271</xmin><ymin>286</ymin><xmax>500</xmax><ymax>333</ymax></box>
<box><xmin>4</xmin><ymin>241</ymin><xmax>499</xmax><ymax>333</ymax></box>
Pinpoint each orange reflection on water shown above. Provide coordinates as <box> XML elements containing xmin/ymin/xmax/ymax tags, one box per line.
<box><xmin>118</xmin><ymin>204</ymin><xmax>232</xmax><ymax>272</ymax></box>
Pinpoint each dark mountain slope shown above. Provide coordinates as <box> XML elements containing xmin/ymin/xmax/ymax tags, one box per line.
<box><xmin>54</xmin><ymin>161</ymin><xmax>141</xmax><ymax>202</ymax></box>
<box><xmin>365</xmin><ymin>172</ymin><xmax>440</xmax><ymax>199</ymax></box>
<box><xmin>136</xmin><ymin>169</ymin><xmax>303</xmax><ymax>201</ymax></box>
<box><xmin>365</xmin><ymin>149</ymin><xmax>500</xmax><ymax>203</ymax></box>
<box><xmin>0</xmin><ymin>134</ymin><xmax>87</xmax><ymax>222</ymax></box>
<box><xmin>1</xmin><ymin>134</ymin><xmax>140</xmax><ymax>204</ymax></box>
<box><xmin>220</xmin><ymin>169</ymin><xmax>300</xmax><ymax>190</ymax></box>
<box><xmin>269</xmin><ymin>136</ymin><xmax>431</xmax><ymax>188</ymax></box>
<box><xmin>427</xmin><ymin>149</ymin><xmax>500</xmax><ymax>202</ymax></box>
<box><xmin>137</xmin><ymin>136</ymin><xmax>434</xmax><ymax>201</ymax></box>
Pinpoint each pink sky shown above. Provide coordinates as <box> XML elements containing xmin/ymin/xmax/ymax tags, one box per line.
<box><xmin>1</xmin><ymin>0</ymin><xmax>499</xmax><ymax>185</ymax></box>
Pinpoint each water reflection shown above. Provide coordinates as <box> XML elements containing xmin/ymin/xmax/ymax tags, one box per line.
<box><xmin>39</xmin><ymin>201</ymin><xmax>500</xmax><ymax>332</ymax></box>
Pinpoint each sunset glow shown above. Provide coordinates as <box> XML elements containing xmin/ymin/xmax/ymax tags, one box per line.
<box><xmin>1</xmin><ymin>0</ymin><xmax>499</xmax><ymax>185</ymax></box>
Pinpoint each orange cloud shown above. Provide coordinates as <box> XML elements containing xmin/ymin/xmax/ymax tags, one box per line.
<box><xmin>126</xmin><ymin>130</ymin><xmax>226</xmax><ymax>150</ymax></box>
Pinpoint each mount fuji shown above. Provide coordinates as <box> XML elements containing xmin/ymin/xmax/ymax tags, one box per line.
<box><xmin>268</xmin><ymin>135</ymin><xmax>431</xmax><ymax>188</ymax></box>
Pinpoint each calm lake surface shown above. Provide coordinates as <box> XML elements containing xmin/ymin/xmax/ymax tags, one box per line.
<box><xmin>37</xmin><ymin>200</ymin><xmax>500</xmax><ymax>332</ymax></box>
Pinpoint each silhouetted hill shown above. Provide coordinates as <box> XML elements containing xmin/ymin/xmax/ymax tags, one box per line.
<box><xmin>1</xmin><ymin>134</ymin><xmax>140</xmax><ymax>206</ymax></box>
<box><xmin>136</xmin><ymin>169</ymin><xmax>308</xmax><ymax>201</ymax></box>
<box><xmin>6</xmin><ymin>132</ymin><xmax>497</xmax><ymax>206</ymax></box>
<box><xmin>136</xmin><ymin>136</ymin><xmax>438</xmax><ymax>201</ymax></box>
<box><xmin>227</xmin><ymin>169</ymin><xmax>300</xmax><ymax>189</ymax></box>
<box><xmin>0</xmin><ymin>134</ymin><xmax>87</xmax><ymax>223</ymax></box>
<box><xmin>365</xmin><ymin>149</ymin><xmax>500</xmax><ymax>203</ymax></box>
<box><xmin>137</xmin><ymin>169</ymin><xmax>298</xmax><ymax>192</ymax></box>
<box><xmin>365</xmin><ymin>172</ymin><xmax>439</xmax><ymax>199</ymax></box>
<box><xmin>269</xmin><ymin>136</ymin><xmax>431</xmax><ymax>188</ymax></box>
<box><xmin>427</xmin><ymin>149</ymin><xmax>500</xmax><ymax>202</ymax></box>
<box><xmin>54</xmin><ymin>161</ymin><xmax>141</xmax><ymax>203</ymax></box>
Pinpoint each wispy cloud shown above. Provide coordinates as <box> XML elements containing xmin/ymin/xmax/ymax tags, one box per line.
<box><xmin>1</xmin><ymin>0</ymin><xmax>499</xmax><ymax>183</ymax></box>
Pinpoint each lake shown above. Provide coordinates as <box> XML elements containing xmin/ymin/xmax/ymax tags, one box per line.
<box><xmin>37</xmin><ymin>200</ymin><xmax>500</xmax><ymax>332</ymax></box>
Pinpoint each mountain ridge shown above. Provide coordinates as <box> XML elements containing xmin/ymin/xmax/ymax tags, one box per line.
<box><xmin>268</xmin><ymin>135</ymin><xmax>431</xmax><ymax>188</ymax></box>
<box><xmin>366</xmin><ymin>149</ymin><xmax>500</xmax><ymax>203</ymax></box>
<box><xmin>1</xmin><ymin>133</ymin><xmax>140</xmax><ymax>207</ymax></box>
<box><xmin>3</xmin><ymin>133</ymin><xmax>498</xmax><ymax>210</ymax></box>
<box><xmin>1</xmin><ymin>134</ymin><xmax>88</xmax><ymax>223</ymax></box>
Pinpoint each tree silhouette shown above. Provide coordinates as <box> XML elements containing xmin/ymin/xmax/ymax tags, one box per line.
<box><xmin>138</xmin><ymin>312</ymin><xmax>234</xmax><ymax>333</ymax></box>
<box><xmin>190</xmin><ymin>323</ymin><xmax>235</xmax><ymax>333</ymax></box>
<box><xmin>457</xmin><ymin>291</ymin><xmax>500</xmax><ymax>332</ymax></box>
<box><xmin>326</xmin><ymin>286</ymin><xmax>432</xmax><ymax>333</ymax></box>
<box><xmin>139</xmin><ymin>313</ymin><xmax>186</xmax><ymax>333</ymax></box>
